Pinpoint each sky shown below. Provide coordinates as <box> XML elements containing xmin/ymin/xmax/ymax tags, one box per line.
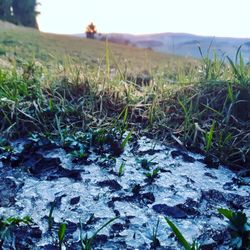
<box><xmin>37</xmin><ymin>0</ymin><xmax>250</xmax><ymax>38</ymax></box>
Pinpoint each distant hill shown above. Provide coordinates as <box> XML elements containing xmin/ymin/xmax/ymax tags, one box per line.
<box><xmin>75</xmin><ymin>32</ymin><xmax>250</xmax><ymax>60</ymax></box>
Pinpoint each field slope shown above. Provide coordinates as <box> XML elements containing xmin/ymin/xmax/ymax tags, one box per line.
<box><xmin>0</xmin><ymin>20</ymin><xmax>196</xmax><ymax>73</ymax></box>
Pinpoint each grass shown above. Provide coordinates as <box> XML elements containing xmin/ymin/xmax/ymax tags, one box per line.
<box><xmin>0</xmin><ymin>21</ymin><xmax>249</xmax><ymax>169</ymax></box>
<box><xmin>204</xmin><ymin>121</ymin><xmax>215</xmax><ymax>152</ymax></box>
<box><xmin>218</xmin><ymin>208</ymin><xmax>250</xmax><ymax>249</ymax></box>
<box><xmin>165</xmin><ymin>208</ymin><xmax>250</xmax><ymax>249</ymax></box>
<box><xmin>58</xmin><ymin>223</ymin><xmax>66</xmax><ymax>250</ymax></box>
<box><xmin>0</xmin><ymin>216</ymin><xmax>32</xmax><ymax>247</ymax></box>
<box><xmin>151</xmin><ymin>219</ymin><xmax>161</xmax><ymax>249</ymax></box>
<box><xmin>118</xmin><ymin>161</ymin><xmax>125</xmax><ymax>177</ymax></box>
<box><xmin>144</xmin><ymin>167</ymin><xmax>160</xmax><ymax>183</ymax></box>
<box><xmin>165</xmin><ymin>208</ymin><xmax>250</xmax><ymax>250</ymax></box>
<box><xmin>80</xmin><ymin>217</ymin><xmax>117</xmax><ymax>250</ymax></box>
<box><xmin>48</xmin><ymin>201</ymin><xmax>55</xmax><ymax>230</ymax></box>
<box><xmin>165</xmin><ymin>217</ymin><xmax>201</xmax><ymax>250</ymax></box>
<box><xmin>0</xmin><ymin>21</ymin><xmax>196</xmax><ymax>74</ymax></box>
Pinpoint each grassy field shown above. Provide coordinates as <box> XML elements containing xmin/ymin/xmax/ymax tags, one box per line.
<box><xmin>0</xmin><ymin>20</ymin><xmax>249</xmax><ymax>169</ymax></box>
<box><xmin>0</xmin><ymin>20</ymin><xmax>197</xmax><ymax>73</ymax></box>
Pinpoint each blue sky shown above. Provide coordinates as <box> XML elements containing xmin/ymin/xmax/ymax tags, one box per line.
<box><xmin>37</xmin><ymin>0</ymin><xmax>250</xmax><ymax>38</ymax></box>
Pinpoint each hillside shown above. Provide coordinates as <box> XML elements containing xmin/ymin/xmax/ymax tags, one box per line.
<box><xmin>81</xmin><ymin>32</ymin><xmax>250</xmax><ymax>60</ymax></box>
<box><xmin>0</xmin><ymin>20</ymin><xmax>197</xmax><ymax>75</ymax></box>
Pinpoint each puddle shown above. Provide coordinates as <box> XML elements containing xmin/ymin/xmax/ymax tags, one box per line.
<box><xmin>0</xmin><ymin>136</ymin><xmax>249</xmax><ymax>249</ymax></box>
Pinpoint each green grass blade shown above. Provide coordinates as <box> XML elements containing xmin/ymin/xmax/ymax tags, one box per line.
<box><xmin>178</xmin><ymin>98</ymin><xmax>187</xmax><ymax>116</ymax></box>
<box><xmin>198</xmin><ymin>46</ymin><xmax>203</xmax><ymax>59</ymax></box>
<box><xmin>118</xmin><ymin>162</ymin><xmax>125</xmax><ymax>177</ymax></box>
<box><xmin>55</xmin><ymin>115</ymin><xmax>64</xmax><ymax>143</ymax></box>
<box><xmin>123</xmin><ymin>106</ymin><xmax>128</xmax><ymax>126</ymax></box>
<box><xmin>91</xmin><ymin>217</ymin><xmax>118</xmax><ymax>240</ymax></box>
<box><xmin>205</xmin><ymin>121</ymin><xmax>215</xmax><ymax>152</ymax></box>
<box><xmin>218</xmin><ymin>208</ymin><xmax>233</xmax><ymax>220</ymax></box>
<box><xmin>235</xmin><ymin>45</ymin><xmax>242</xmax><ymax>63</ymax></box>
<box><xmin>58</xmin><ymin>223</ymin><xmax>66</xmax><ymax>242</ymax></box>
<box><xmin>227</xmin><ymin>82</ymin><xmax>234</xmax><ymax>102</ymax></box>
<box><xmin>48</xmin><ymin>201</ymin><xmax>55</xmax><ymax>229</ymax></box>
<box><xmin>227</xmin><ymin>56</ymin><xmax>240</xmax><ymax>79</ymax></box>
<box><xmin>121</xmin><ymin>129</ymin><xmax>133</xmax><ymax>149</ymax></box>
<box><xmin>207</xmin><ymin>38</ymin><xmax>214</xmax><ymax>54</ymax></box>
<box><xmin>239</xmin><ymin>53</ymin><xmax>244</xmax><ymax>73</ymax></box>
<box><xmin>165</xmin><ymin>217</ymin><xmax>192</xmax><ymax>250</ymax></box>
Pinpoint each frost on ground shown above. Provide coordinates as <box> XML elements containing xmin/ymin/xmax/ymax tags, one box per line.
<box><xmin>0</xmin><ymin>136</ymin><xmax>249</xmax><ymax>249</ymax></box>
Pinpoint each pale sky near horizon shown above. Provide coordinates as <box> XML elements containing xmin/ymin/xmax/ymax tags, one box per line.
<box><xmin>37</xmin><ymin>0</ymin><xmax>250</xmax><ymax>38</ymax></box>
